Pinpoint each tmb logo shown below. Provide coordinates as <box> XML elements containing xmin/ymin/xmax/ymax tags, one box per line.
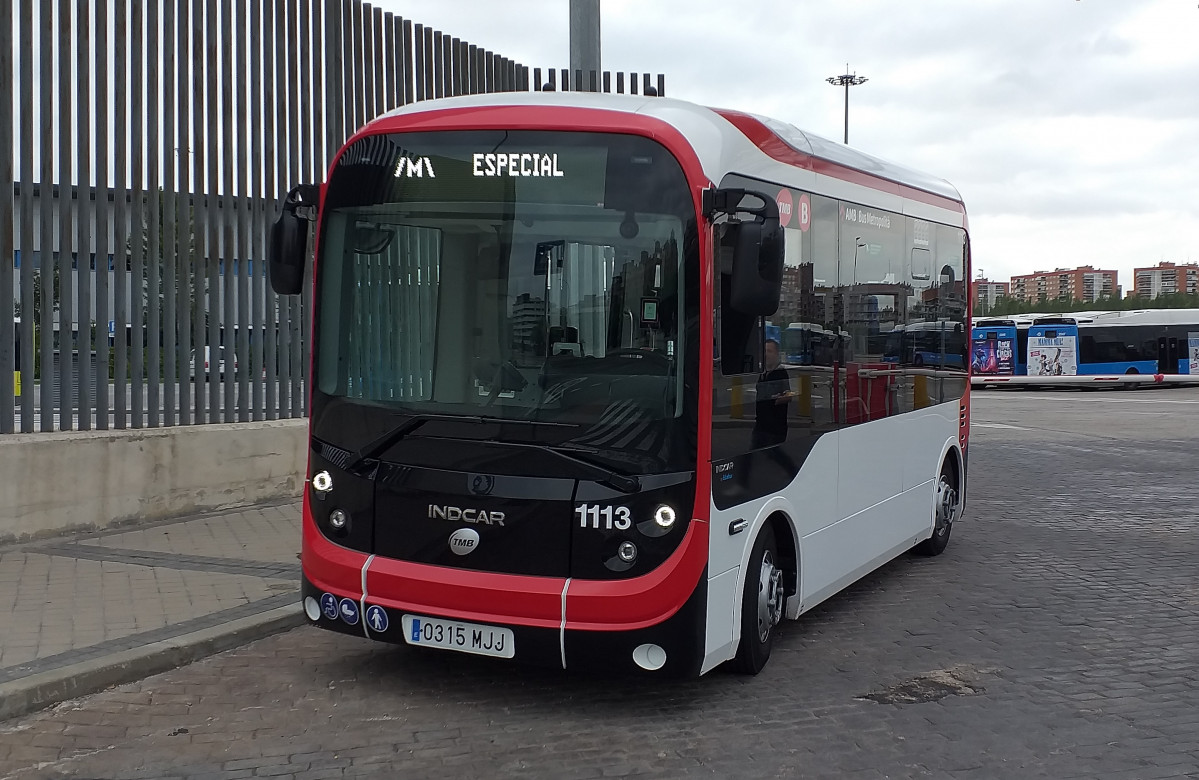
<box><xmin>776</xmin><ymin>189</ymin><xmax>793</xmax><ymax>228</ymax></box>
<box><xmin>448</xmin><ymin>528</ymin><xmax>480</xmax><ymax>556</ymax></box>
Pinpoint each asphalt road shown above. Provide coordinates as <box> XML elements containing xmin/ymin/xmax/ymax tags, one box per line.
<box><xmin>3</xmin><ymin>387</ymin><xmax>1199</xmax><ymax>780</ymax></box>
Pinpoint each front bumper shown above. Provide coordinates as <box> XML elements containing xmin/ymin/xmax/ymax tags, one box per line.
<box><xmin>300</xmin><ymin>572</ymin><xmax>708</xmax><ymax>676</ymax></box>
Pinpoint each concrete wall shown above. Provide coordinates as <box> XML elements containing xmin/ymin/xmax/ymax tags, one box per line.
<box><xmin>0</xmin><ymin>420</ymin><xmax>308</xmax><ymax>541</ymax></box>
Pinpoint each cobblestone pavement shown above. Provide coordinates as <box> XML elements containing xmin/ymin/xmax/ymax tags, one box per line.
<box><xmin>3</xmin><ymin>388</ymin><xmax>1199</xmax><ymax>780</ymax></box>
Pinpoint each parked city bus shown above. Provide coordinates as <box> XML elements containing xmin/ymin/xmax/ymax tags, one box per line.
<box><xmin>1076</xmin><ymin>309</ymin><xmax>1198</xmax><ymax>375</ymax></box>
<box><xmin>764</xmin><ymin>322</ymin><xmax>781</xmax><ymax>354</ymax></box>
<box><xmin>781</xmin><ymin>322</ymin><xmax>837</xmax><ymax>366</ymax></box>
<box><xmin>268</xmin><ymin>92</ymin><xmax>970</xmax><ymax>676</ymax></box>
<box><xmin>1026</xmin><ymin>317</ymin><xmax>1079</xmax><ymax>376</ymax></box>
<box><xmin>970</xmin><ymin>318</ymin><xmax>1020</xmax><ymax>376</ymax></box>
<box><xmin>883</xmin><ymin>320</ymin><xmax>968</xmax><ymax>370</ymax></box>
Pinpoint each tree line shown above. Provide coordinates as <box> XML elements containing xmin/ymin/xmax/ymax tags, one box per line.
<box><xmin>977</xmin><ymin>292</ymin><xmax>1199</xmax><ymax>317</ymax></box>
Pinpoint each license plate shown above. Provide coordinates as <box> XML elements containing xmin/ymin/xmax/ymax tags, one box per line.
<box><xmin>401</xmin><ymin>614</ymin><xmax>515</xmax><ymax>659</ymax></box>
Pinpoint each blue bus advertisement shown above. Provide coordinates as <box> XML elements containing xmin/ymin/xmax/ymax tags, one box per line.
<box><xmin>970</xmin><ymin>320</ymin><xmax>1017</xmax><ymax>376</ymax></box>
<box><xmin>1026</xmin><ymin>319</ymin><xmax>1079</xmax><ymax>377</ymax></box>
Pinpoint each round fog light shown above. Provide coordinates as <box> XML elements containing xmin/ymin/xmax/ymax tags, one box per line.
<box><xmin>303</xmin><ymin>596</ymin><xmax>321</xmax><ymax>621</ymax></box>
<box><xmin>653</xmin><ymin>504</ymin><xmax>677</xmax><ymax>530</ymax></box>
<box><xmin>312</xmin><ymin>470</ymin><xmax>334</xmax><ymax>493</ymax></box>
<box><xmin>329</xmin><ymin>509</ymin><xmax>349</xmax><ymax>530</ymax></box>
<box><xmin>632</xmin><ymin>643</ymin><xmax>667</xmax><ymax>671</ymax></box>
<box><xmin>617</xmin><ymin>541</ymin><xmax>638</xmax><ymax>563</ymax></box>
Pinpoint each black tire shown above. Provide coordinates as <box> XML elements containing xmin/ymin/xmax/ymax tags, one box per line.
<box><xmin>733</xmin><ymin>524</ymin><xmax>784</xmax><ymax>675</ymax></box>
<box><xmin>915</xmin><ymin>459</ymin><xmax>958</xmax><ymax>556</ymax></box>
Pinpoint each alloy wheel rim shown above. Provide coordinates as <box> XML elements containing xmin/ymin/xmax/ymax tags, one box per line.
<box><xmin>935</xmin><ymin>475</ymin><xmax>958</xmax><ymax>536</ymax></box>
<box><xmin>757</xmin><ymin>550</ymin><xmax>784</xmax><ymax>643</ymax></box>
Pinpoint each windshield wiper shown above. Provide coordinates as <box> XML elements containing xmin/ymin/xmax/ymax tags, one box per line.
<box><xmin>492</xmin><ymin>441</ymin><xmax>642</xmax><ymax>494</ymax></box>
<box><xmin>345</xmin><ymin>414</ymin><xmax>488</xmax><ymax>471</ymax></box>
<box><xmin>344</xmin><ymin>413</ymin><xmax>579</xmax><ymax>472</ymax></box>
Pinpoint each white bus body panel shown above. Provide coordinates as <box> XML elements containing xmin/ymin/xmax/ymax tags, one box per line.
<box><xmin>703</xmin><ymin>567</ymin><xmax>741</xmax><ymax>672</ymax></box>
<box><xmin>702</xmin><ymin>402</ymin><xmax>960</xmax><ymax>672</ymax></box>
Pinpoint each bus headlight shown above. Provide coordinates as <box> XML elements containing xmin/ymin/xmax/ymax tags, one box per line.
<box><xmin>653</xmin><ymin>505</ymin><xmax>676</xmax><ymax>529</ymax></box>
<box><xmin>312</xmin><ymin>470</ymin><xmax>334</xmax><ymax>496</ymax></box>
<box><xmin>329</xmin><ymin>508</ymin><xmax>349</xmax><ymax>530</ymax></box>
<box><xmin>605</xmin><ymin>540</ymin><xmax>639</xmax><ymax>572</ymax></box>
<box><xmin>637</xmin><ymin>504</ymin><xmax>678</xmax><ymax>538</ymax></box>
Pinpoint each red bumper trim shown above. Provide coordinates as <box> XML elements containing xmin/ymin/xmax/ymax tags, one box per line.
<box><xmin>301</xmin><ymin>493</ymin><xmax>368</xmax><ymax>598</ymax></box>
<box><xmin>302</xmin><ymin>497</ymin><xmax>709</xmax><ymax>633</ymax></box>
<box><xmin>565</xmin><ymin>520</ymin><xmax>708</xmax><ymax>631</ymax></box>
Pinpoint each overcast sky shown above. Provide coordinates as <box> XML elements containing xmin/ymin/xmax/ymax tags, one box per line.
<box><xmin>373</xmin><ymin>0</ymin><xmax>1199</xmax><ymax>291</ymax></box>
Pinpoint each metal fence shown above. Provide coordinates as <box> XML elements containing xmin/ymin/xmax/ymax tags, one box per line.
<box><xmin>0</xmin><ymin>0</ymin><xmax>664</xmax><ymax>434</ymax></box>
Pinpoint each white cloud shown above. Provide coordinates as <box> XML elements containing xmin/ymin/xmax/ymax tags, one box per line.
<box><xmin>373</xmin><ymin>0</ymin><xmax>1199</xmax><ymax>288</ymax></box>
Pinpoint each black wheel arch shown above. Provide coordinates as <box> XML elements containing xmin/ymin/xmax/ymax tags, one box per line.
<box><xmin>766</xmin><ymin>511</ymin><xmax>798</xmax><ymax>606</ymax></box>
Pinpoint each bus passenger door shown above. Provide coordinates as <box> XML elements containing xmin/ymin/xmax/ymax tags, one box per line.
<box><xmin>1158</xmin><ymin>337</ymin><xmax>1171</xmax><ymax>374</ymax></box>
<box><xmin>1159</xmin><ymin>336</ymin><xmax>1182</xmax><ymax>375</ymax></box>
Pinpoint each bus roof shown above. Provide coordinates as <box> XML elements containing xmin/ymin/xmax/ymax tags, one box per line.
<box><xmin>1003</xmin><ymin>309</ymin><xmax>1199</xmax><ymax>328</ymax></box>
<box><xmin>895</xmin><ymin>320</ymin><xmax>964</xmax><ymax>332</ymax></box>
<box><xmin>366</xmin><ymin>92</ymin><xmax>967</xmax><ymax>225</ymax></box>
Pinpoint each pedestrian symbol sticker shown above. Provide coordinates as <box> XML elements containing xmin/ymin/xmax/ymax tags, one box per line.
<box><xmin>320</xmin><ymin>593</ymin><xmax>339</xmax><ymax>620</ymax></box>
<box><xmin>338</xmin><ymin>598</ymin><xmax>360</xmax><ymax>626</ymax></box>
<box><xmin>365</xmin><ymin>605</ymin><xmax>389</xmax><ymax>633</ymax></box>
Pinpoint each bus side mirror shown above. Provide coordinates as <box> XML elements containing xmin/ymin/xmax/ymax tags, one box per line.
<box><xmin>706</xmin><ymin>188</ymin><xmax>783</xmax><ymax>316</ymax></box>
<box><xmin>269</xmin><ymin>184</ymin><xmax>319</xmax><ymax>296</ymax></box>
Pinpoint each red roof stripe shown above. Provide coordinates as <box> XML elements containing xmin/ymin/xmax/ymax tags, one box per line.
<box><xmin>713</xmin><ymin>109</ymin><xmax>965</xmax><ymax>214</ymax></box>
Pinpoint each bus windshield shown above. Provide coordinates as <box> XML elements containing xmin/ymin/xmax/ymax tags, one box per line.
<box><xmin>313</xmin><ymin>130</ymin><xmax>698</xmax><ymax>474</ymax></box>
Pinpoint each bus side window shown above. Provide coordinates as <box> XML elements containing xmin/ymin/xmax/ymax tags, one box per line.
<box><xmin>1079</xmin><ymin>335</ymin><xmax>1096</xmax><ymax>364</ymax></box>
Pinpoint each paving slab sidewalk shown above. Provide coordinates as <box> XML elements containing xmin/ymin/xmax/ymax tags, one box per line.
<box><xmin>0</xmin><ymin>500</ymin><xmax>306</xmax><ymax>722</ymax></box>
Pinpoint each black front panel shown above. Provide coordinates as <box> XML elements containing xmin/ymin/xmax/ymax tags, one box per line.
<box><xmin>563</xmin><ymin>567</ymin><xmax>708</xmax><ymax>677</ymax></box>
<box><xmin>309</xmin><ymin>440</ymin><xmax>376</xmax><ymax>553</ymax></box>
<box><xmin>373</xmin><ymin>464</ymin><xmax>576</xmax><ymax>578</ymax></box>
<box><xmin>569</xmin><ymin>473</ymin><xmax>697</xmax><ymax>580</ymax></box>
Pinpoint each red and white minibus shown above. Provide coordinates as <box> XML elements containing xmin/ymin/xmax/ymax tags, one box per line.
<box><xmin>270</xmin><ymin>91</ymin><xmax>970</xmax><ymax>676</ymax></box>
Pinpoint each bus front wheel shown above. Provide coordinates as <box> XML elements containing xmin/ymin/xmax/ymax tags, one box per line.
<box><xmin>915</xmin><ymin>459</ymin><xmax>958</xmax><ymax>556</ymax></box>
<box><xmin>733</xmin><ymin>524</ymin><xmax>784</xmax><ymax>675</ymax></box>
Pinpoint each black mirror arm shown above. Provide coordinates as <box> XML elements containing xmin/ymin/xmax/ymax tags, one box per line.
<box><xmin>282</xmin><ymin>184</ymin><xmax>320</xmax><ymax>222</ymax></box>
<box><xmin>702</xmin><ymin>187</ymin><xmax>779</xmax><ymax>224</ymax></box>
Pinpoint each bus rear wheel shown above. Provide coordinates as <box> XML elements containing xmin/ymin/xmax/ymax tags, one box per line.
<box><xmin>915</xmin><ymin>459</ymin><xmax>958</xmax><ymax>556</ymax></box>
<box><xmin>733</xmin><ymin>524</ymin><xmax>784</xmax><ymax>675</ymax></box>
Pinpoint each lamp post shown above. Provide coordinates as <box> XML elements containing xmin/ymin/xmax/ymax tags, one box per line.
<box><xmin>851</xmin><ymin>237</ymin><xmax>867</xmax><ymax>331</ymax></box>
<box><xmin>853</xmin><ymin>236</ymin><xmax>866</xmax><ymax>284</ymax></box>
<box><xmin>826</xmin><ymin>66</ymin><xmax>868</xmax><ymax>144</ymax></box>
